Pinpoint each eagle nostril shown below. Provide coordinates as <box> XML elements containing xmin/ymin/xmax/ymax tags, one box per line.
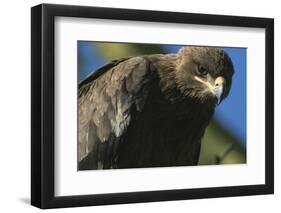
<box><xmin>214</xmin><ymin>76</ymin><xmax>225</xmax><ymax>88</ymax></box>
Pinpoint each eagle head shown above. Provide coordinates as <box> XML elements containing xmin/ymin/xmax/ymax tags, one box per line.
<box><xmin>175</xmin><ymin>46</ymin><xmax>234</xmax><ymax>106</ymax></box>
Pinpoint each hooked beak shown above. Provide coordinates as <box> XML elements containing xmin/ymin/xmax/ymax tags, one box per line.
<box><xmin>194</xmin><ymin>76</ymin><xmax>225</xmax><ymax>105</ymax></box>
<box><xmin>213</xmin><ymin>84</ymin><xmax>224</xmax><ymax>105</ymax></box>
<box><xmin>212</xmin><ymin>76</ymin><xmax>225</xmax><ymax>105</ymax></box>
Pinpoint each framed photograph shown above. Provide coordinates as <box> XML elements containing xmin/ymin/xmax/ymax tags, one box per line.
<box><xmin>31</xmin><ymin>3</ymin><xmax>274</xmax><ymax>209</ymax></box>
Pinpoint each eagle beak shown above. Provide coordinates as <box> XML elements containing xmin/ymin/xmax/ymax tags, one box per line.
<box><xmin>213</xmin><ymin>85</ymin><xmax>224</xmax><ymax>105</ymax></box>
<box><xmin>194</xmin><ymin>75</ymin><xmax>225</xmax><ymax>105</ymax></box>
<box><xmin>212</xmin><ymin>77</ymin><xmax>225</xmax><ymax>105</ymax></box>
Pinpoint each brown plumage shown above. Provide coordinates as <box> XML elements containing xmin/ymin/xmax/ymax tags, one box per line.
<box><xmin>78</xmin><ymin>46</ymin><xmax>234</xmax><ymax>170</ymax></box>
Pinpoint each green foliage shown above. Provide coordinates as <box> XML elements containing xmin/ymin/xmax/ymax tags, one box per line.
<box><xmin>199</xmin><ymin>121</ymin><xmax>246</xmax><ymax>165</ymax></box>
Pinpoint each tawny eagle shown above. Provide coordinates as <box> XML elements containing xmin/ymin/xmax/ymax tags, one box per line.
<box><xmin>78</xmin><ymin>46</ymin><xmax>234</xmax><ymax>170</ymax></box>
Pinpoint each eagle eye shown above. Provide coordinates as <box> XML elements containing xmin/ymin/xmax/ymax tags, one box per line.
<box><xmin>196</xmin><ymin>64</ymin><xmax>208</xmax><ymax>76</ymax></box>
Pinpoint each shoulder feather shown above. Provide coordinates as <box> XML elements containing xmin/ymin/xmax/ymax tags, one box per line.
<box><xmin>78</xmin><ymin>56</ymin><xmax>153</xmax><ymax>165</ymax></box>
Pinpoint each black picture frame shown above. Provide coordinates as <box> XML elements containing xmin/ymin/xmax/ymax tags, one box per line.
<box><xmin>31</xmin><ymin>3</ymin><xmax>274</xmax><ymax>209</ymax></box>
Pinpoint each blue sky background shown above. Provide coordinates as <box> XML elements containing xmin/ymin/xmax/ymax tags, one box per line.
<box><xmin>78</xmin><ymin>42</ymin><xmax>246</xmax><ymax>147</ymax></box>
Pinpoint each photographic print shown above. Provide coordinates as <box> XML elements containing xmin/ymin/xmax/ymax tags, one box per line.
<box><xmin>78</xmin><ymin>42</ymin><xmax>246</xmax><ymax>170</ymax></box>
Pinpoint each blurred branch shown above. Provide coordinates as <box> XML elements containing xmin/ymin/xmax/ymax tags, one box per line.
<box><xmin>199</xmin><ymin>121</ymin><xmax>246</xmax><ymax>165</ymax></box>
<box><xmin>214</xmin><ymin>143</ymin><xmax>235</xmax><ymax>165</ymax></box>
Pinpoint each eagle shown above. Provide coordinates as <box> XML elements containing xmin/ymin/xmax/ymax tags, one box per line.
<box><xmin>78</xmin><ymin>46</ymin><xmax>234</xmax><ymax>170</ymax></box>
